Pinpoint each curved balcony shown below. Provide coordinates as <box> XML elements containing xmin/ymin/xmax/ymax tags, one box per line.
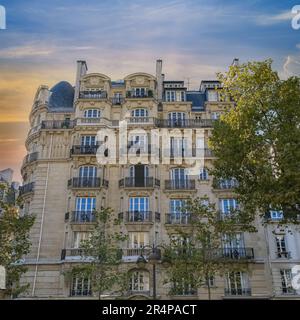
<box><xmin>22</xmin><ymin>152</ymin><xmax>38</xmax><ymax>167</ymax></box>
<box><xmin>119</xmin><ymin>177</ymin><xmax>160</xmax><ymax>189</ymax></box>
<box><xmin>19</xmin><ymin>182</ymin><xmax>35</xmax><ymax>197</ymax></box>
<box><xmin>68</xmin><ymin>177</ymin><xmax>108</xmax><ymax>189</ymax></box>
<box><xmin>41</xmin><ymin>120</ymin><xmax>75</xmax><ymax>129</ymax></box>
<box><xmin>165</xmin><ymin>179</ymin><xmax>196</xmax><ymax>191</ymax></box>
<box><xmin>118</xmin><ymin>211</ymin><xmax>160</xmax><ymax>223</ymax></box>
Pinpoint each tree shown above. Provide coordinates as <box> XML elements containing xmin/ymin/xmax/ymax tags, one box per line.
<box><xmin>164</xmin><ymin>197</ymin><xmax>254</xmax><ymax>300</ymax></box>
<box><xmin>68</xmin><ymin>207</ymin><xmax>126</xmax><ymax>300</ymax></box>
<box><xmin>0</xmin><ymin>182</ymin><xmax>35</xmax><ymax>298</ymax></box>
<box><xmin>209</xmin><ymin>60</ymin><xmax>300</xmax><ymax>225</ymax></box>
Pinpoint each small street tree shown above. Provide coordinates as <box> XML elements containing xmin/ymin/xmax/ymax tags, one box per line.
<box><xmin>209</xmin><ymin>60</ymin><xmax>300</xmax><ymax>224</ymax></box>
<box><xmin>68</xmin><ymin>207</ymin><xmax>126</xmax><ymax>299</ymax></box>
<box><xmin>0</xmin><ymin>182</ymin><xmax>35</xmax><ymax>298</ymax></box>
<box><xmin>164</xmin><ymin>197</ymin><xmax>255</xmax><ymax>300</ymax></box>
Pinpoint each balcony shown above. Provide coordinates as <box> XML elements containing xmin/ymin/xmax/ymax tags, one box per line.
<box><xmin>155</xmin><ymin>119</ymin><xmax>214</xmax><ymax>128</ymax></box>
<box><xmin>224</xmin><ymin>288</ymin><xmax>252</xmax><ymax>297</ymax></box>
<box><xmin>165</xmin><ymin>213</ymin><xmax>191</xmax><ymax>225</ymax></box>
<box><xmin>70</xmin><ymin>145</ymin><xmax>98</xmax><ymax>155</ymax></box>
<box><xmin>70</xmin><ymin>211</ymin><xmax>96</xmax><ymax>223</ymax></box>
<box><xmin>126</xmin><ymin>90</ymin><xmax>153</xmax><ymax>99</ymax></box>
<box><xmin>41</xmin><ymin>120</ymin><xmax>75</xmax><ymax>129</ymax></box>
<box><xmin>61</xmin><ymin>248</ymin><xmax>84</xmax><ymax>260</ymax></box>
<box><xmin>19</xmin><ymin>182</ymin><xmax>35</xmax><ymax>197</ymax></box>
<box><xmin>79</xmin><ymin>91</ymin><xmax>107</xmax><ymax>99</ymax></box>
<box><xmin>217</xmin><ymin>248</ymin><xmax>254</xmax><ymax>260</ymax></box>
<box><xmin>126</xmin><ymin>117</ymin><xmax>155</xmax><ymax>124</ymax></box>
<box><xmin>118</xmin><ymin>211</ymin><xmax>160</xmax><ymax>223</ymax></box>
<box><xmin>68</xmin><ymin>177</ymin><xmax>108</xmax><ymax>189</ymax></box>
<box><xmin>213</xmin><ymin>179</ymin><xmax>239</xmax><ymax>190</ymax></box>
<box><xmin>165</xmin><ymin>179</ymin><xmax>196</xmax><ymax>191</ymax></box>
<box><xmin>119</xmin><ymin>177</ymin><xmax>160</xmax><ymax>188</ymax></box>
<box><xmin>111</xmin><ymin>97</ymin><xmax>125</xmax><ymax>105</ymax></box>
<box><xmin>122</xmin><ymin>248</ymin><xmax>144</xmax><ymax>257</ymax></box>
<box><xmin>22</xmin><ymin>152</ymin><xmax>38</xmax><ymax>166</ymax></box>
<box><xmin>276</xmin><ymin>251</ymin><xmax>291</xmax><ymax>259</ymax></box>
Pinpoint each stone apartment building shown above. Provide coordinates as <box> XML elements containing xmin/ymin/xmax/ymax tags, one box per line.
<box><xmin>19</xmin><ymin>60</ymin><xmax>300</xmax><ymax>299</ymax></box>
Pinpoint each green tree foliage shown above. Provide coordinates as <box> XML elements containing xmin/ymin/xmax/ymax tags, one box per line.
<box><xmin>68</xmin><ymin>207</ymin><xmax>127</xmax><ymax>300</ymax></box>
<box><xmin>0</xmin><ymin>183</ymin><xmax>35</xmax><ymax>298</ymax></box>
<box><xmin>210</xmin><ymin>60</ymin><xmax>300</xmax><ymax>224</ymax></box>
<box><xmin>164</xmin><ymin>197</ymin><xmax>253</xmax><ymax>300</ymax></box>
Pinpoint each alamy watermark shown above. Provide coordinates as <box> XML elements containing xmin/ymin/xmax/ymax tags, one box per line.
<box><xmin>0</xmin><ymin>5</ymin><xmax>6</xmax><ymax>29</ymax></box>
<box><xmin>292</xmin><ymin>5</ymin><xmax>300</xmax><ymax>30</ymax></box>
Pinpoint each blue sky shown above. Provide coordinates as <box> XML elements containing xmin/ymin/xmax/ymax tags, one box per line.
<box><xmin>0</xmin><ymin>0</ymin><xmax>300</xmax><ymax>180</ymax></box>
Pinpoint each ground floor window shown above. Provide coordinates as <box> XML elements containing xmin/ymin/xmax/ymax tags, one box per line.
<box><xmin>71</xmin><ymin>276</ymin><xmax>92</xmax><ymax>296</ymax></box>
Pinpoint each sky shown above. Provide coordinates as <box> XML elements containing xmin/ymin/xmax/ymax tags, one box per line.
<box><xmin>0</xmin><ymin>0</ymin><xmax>300</xmax><ymax>182</ymax></box>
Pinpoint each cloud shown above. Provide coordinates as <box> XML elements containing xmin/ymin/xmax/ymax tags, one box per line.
<box><xmin>283</xmin><ymin>55</ymin><xmax>300</xmax><ymax>78</ymax></box>
<box><xmin>255</xmin><ymin>10</ymin><xmax>293</xmax><ymax>26</ymax></box>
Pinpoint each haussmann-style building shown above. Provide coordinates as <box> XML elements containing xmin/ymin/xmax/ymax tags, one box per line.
<box><xmin>19</xmin><ymin>59</ymin><xmax>300</xmax><ymax>299</ymax></box>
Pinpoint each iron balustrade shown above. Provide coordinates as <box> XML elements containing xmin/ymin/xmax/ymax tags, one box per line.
<box><xmin>119</xmin><ymin>177</ymin><xmax>160</xmax><ymax>188</ymax></box>
<box><xmin>155</xmin><ymin>119</ymin><xmax>214</xmax><ymax>128</ymax></box>
<box><xmin>41</xmin><ymin>120</ymin><xmax>75</xmax><ymax>129</ymax></box>
<box><xmin>70</xmin><ymin>211</ymin><xmax>96</xmax><ymax>223</ymax></box>
<box><xmin>23</xmin><ymin>152</ymin><xmax>38</xmax><ymax>166</ymax></box>
<box><xmin>126</xmin><ymin>90</ymin><xmax>153</xmax><ymax>98</ymax></box>
<box><xmin>68</xmin><ymin>177</ymin><xmax>108</xmax><ymax>188</ymax></box>
<box><xmin>213</xmin><ymin>179</ymin><xmax>239</xmax><ymax>189</ymax></box>
<box><xmin>224</xmin><ymin>288</ymin><xmax>252</xmax><ymax>296</ymax></box>
<box><xmin>70</xmin><ymin>145</ymin><xmax>99</xmax><ymax>155</ymax></box>
<box><xmin>165</xmin><ymin>179</ymin><xmax>196</xmax><ymax>190</ymax></box>
<box><xmin>19</xmin><ymin>182</ymin><xmax>35</xmax><ymax>196</ymax></box>
<box><xmin>165</xmin><ymin>213</ymin><xmax>191</xmax><ymax>224</ymax></box>
<box><xmin>276</xmin><ymin>251</ymin><xmax>291</xmax><ymax>259</ymax></box>
<box><xmin>79</xmin><ymin>91</ymin><xmax>107</xmax><ymax>99</ymax></box>
<box><xmin>111</xmin><ymin>97</ymin><xmax>125</xmax><ymax>105</ymax></box>
<box><xmin>118</xmin><ymin>211</ymin><xmax>161</xmax><ymax>223</ymax></box>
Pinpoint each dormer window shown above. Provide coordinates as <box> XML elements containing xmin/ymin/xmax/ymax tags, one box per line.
<box><xmin>84</xmin><ymin>109</ymin><xmax>100</xmax><ymax>118</ymax></box>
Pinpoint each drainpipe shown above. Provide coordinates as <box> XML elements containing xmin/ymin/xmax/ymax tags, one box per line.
<box><xmin>32</xmin><ymin>134</ymin><xmax>53</xmax><ymax>296</ymax></box>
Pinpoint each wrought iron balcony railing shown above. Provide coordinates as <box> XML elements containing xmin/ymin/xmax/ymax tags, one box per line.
<box><xmin>119</xmin><ymin>177</ymin><xmax>160</xmax><ymax>188</ymax></box>
<box><xmin>155</xmin><ymin>119</ymin><xmax>214</xmax><ymax>128</ymax></box>
<box><xmin>70</xmin><ymin>145</ymin><xmax>98</xmax><ymax>155</ymax></box>
<box><xmin>70</xmin><ymin>211</ymin><xmax>96</xmax><ymax>223</ymax></box>
<box><xmin>19</xmin><ymin>182</ymin><xmax>35</xmax><ymax>196</ymax></box>
<box><xmin>41</xmin><ymin>120</ymin><xmax>75</xmax><ymax>129</ymax></box>
<box><xmin>213</xmin><ymin>179</ymin><xmax>239</xmax><ymax>190</ymax></box>
<box><xmin>118</xmin><ymin>211</ymin><xmax>160</xmax><ymax>223</ymax></box>
<box><xmin>111</xmin><ymin>97</ymin><xmax>125</xmax><ymax>105</ymax></box>
<box><xmin>165</xmin><ymin>179</ymin><xmax>196</xmax><ymax>190</ymax></box>
<box><xmin>79</xmin><ymin>91</ymin><xmax>107</xmax><ymax>99</ymax></box>
<box><xmin>276</xmin><ymin>251</ymin><xmax>291</xmax><ymax>259</ymax></box>
<box><xmin>126</xmin><ymin>90</ymin><xmax>153</xmax><ymax>99</ymax></box>
<box><xmin>165</xmin><ymin>213</ymin><xmax>191</xmax><ymax>225</ymax></box>
<box><xmin>68</xmin><ymin>177</ymin><xmax>108</xmax><ymax>188</ymax></box>
<box><xmin>23</xmin><ymin>152</ymin><xmax>38</xmax><ymax>166</ymax></box>
<box><xmin>224</xmin><ymin>288</ymin><xmax>252</xmax><ymax>296</ymax></box>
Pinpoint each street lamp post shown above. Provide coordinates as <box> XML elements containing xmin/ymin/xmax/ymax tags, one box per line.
<box><xmin>136</xmin><ymin>244</ymin><xmax>165</xmax><ymax>299</ymax></box>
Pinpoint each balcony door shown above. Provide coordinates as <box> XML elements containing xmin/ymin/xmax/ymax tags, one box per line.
<box><xmin>227</xmin><ymin>272</ymin><xmax>249</xmax><ymax>295</ymax></box>
<box><xmin>169</xmin><ymin>199</ymin><xmax>188</xmax><ymax>224</ymax></box>
<box><xmin>168</xmin><ymin>112</ymin><xmax>186</xmax><ymax>127</ymax></box>
<box><xmin>129</xmin><ymin>165</ymin><xmax>149</xmax><ymax>187</ymax></box>
<box><xmin>79</xmin><ymin>166</ymin><xmax>97</xmax><ymax>178</ymax></box>
<box><xmin>128</xmin><ymin>232</ymin><xmax>149</xmax><ymax>249</ymax></box>
<box><xmin>222</xmin><ymin>233</ymin><xmax>245</xmax><ymax>257</ymax></box>
<box><xmin>170</xmin><ymin>168</ymin><xmax>188</xmax><ymax>188</ymax></box>
<box><xmin>170</xmin><ymin>137</ymin><xmax>188</xmax><ymax>157</ymax></box>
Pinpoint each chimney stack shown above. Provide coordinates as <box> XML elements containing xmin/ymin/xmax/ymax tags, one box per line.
<box><xmin>74</xmin><ymin>60</ymin><xmax>88</xmax><ymax>104</ymax></box>
<box><xmin>156</xmin><ymin>59</ymin><xmax>163</xmax><ymax>101</ymax></box>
